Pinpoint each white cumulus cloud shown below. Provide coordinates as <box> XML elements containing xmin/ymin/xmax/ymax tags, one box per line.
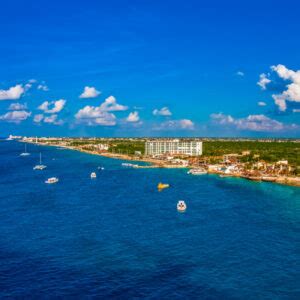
<box><xmin>211</xmin><ymin>113</ymin><xmax>298</xmax><ymax>132</ymax></box>
<box><xmin>37</xmin><ymin>84</ymin><xmax>49</xmax><ymax>91</ymax></box>
<box><xmin>8</xmin><ymin>102</ymin><xmax>27</xmax><ymax>110</ymax></box>
<box><xmin>75</xmin><ymin>107</ymin><xmax>116</xmax><ymax>126</ymax></box>
<box><xmin>79</xmin><ymin>86</ymin><xmax>101</xmax><ymax>98</ymax></box>
<box><xmin>75</xmin><ymin>96</ymin><xmax>128</xmax><ymax>126</ymax></box>
<box><xmin>38</xmin><ymin>99</ymin><xmax>66</xmax><ymax>113</ymax></box>
<box><xmin>258</xmin><ymin>101</ymin><xmax>267</xmax><ymax>106</ymax></box>
<box><xmin>0</xmin><ymin>110</ymin><xmax>31</xmax><ymax>123</ymax></box>
<box><xmin>99</xmin><ymin>96</ymin><xmax>128</xmax><ymax>112</ymax></box>
<box><xmin>257</xmin><ymin>73</ymin><xmax>271</xmax><ymax>90</ymax></box>
<box><xmin>44</xmin><ymin>114</ymin><xmax>63</xmax><ymax>125</ymax></box>
<box><xmin>126</xmin><ymin>111</ymin><xmax>140</xmax><ymax>122</ymax></box>
<box><xmin>34</xmin><ymin>113</ymin><xmax>63</xmax><ymax>125</ymax></box>
<box><xmin>153</xmin><ymin>107</ymin><xmax>172</xmax><ymax>116</ymax></box>
<box><xmin>34</xmin><ymin>114</ymin><xmax>44</xmax><ymax>123</ymax></box>
<box><xmin>0</xmin><ymin>84</ymin><xmax>25</xmax><ymax>100</ymax></box>
<box><xmin>156</xmin><ymin>119</ymin><xmax>194</xmax><ymax>130</ymax></box>
<box><xmin>270</xmin><ymin>64</ymin><xmax>300</xmax><ymax>111</ymax></box>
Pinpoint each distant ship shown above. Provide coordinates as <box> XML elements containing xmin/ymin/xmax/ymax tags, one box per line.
<box><xmin>90</xmin><ymin>172</ymin><xmax>97</xmax><ymax>179</ymax></box>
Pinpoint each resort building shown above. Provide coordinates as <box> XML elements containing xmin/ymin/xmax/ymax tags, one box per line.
<box><xmin>145</xmin><ymin>139</ymin><xmax>203</xmax><ymax>156</ymax></box>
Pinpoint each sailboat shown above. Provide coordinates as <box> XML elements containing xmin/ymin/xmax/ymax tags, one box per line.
<box><xmin>20</xmin><ymin>144</ymin><xmax>30</xmax><ymax>156</ymax></box>
<box><xmin>33</xmin><ymin>152</ymin><xmax>47</xmax><ymax>170</ymax></box>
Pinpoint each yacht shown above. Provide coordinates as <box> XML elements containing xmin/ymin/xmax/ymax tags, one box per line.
<box><xmin>45</xmin><ymin>177</ymin><xmax>59</xmax><ymax>184</ymax></box>
<box><xmin>90</xmin><ymin>172</ymin><xmax>97</xmax><ymax>179</ymax></box>
<box><xmin>187</xmin><ymin>168</ymin><xmax>207</xmax><ymax>175</ymax></box>
<box><xmin>20</xmin><ymin>144</ymin><xmax>30</xmax><ymax>156</ymax></box>
<box><xmin>177</xmin><ymin>200</ymin><xmax>187</xmax><ymax>212</ymax></box>
<box><xmin>33</xmin><ymin>153</ymin><xmax>47</xmax><ymax>170</ymax></box>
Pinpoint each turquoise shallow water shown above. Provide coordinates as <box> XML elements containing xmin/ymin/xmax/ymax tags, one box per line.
<box><xmin>0</xmin><ymin>141</ymin><xmax>299</xmax><ymax>299</ymax></box>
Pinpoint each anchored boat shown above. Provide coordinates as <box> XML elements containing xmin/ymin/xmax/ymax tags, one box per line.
<box><xmin>20</xmin><ymin>144</ymin><xmax>30</xmax><ymax>156</ymax></box>
<box><xmin>187</xmin><ymin>168</ymin><xmax>207</xmax><ymax>175</ymax></box>
<box><xmin>33</xmin><ymin>153</ymin><xmax>47</xmax><ymax>170</ymax></box>
<box><xmin>177</xmin><ymin>200</ymin><xmax>187</xmax><ymax>212</ymax></box>
<box><xmin>45</xmin><ymin>177</ymin><xmax>59</xmax><ymax>184</ymax></box>
<box><xmin>122</xmin><ymin>163</ymin><xmax>139</xmax><ymax>168</ymax></box>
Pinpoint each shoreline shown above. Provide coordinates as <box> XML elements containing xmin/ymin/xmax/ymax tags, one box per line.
<box><xmin>25</xmin><ymin>141</ymin><xmax>300</xmax><ymax>187</ymax></box>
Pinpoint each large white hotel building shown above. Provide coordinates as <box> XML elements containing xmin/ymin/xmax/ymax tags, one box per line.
<box><xmin>145</xmin><ymin>139</ymin><xmax>203</xmax><ymax>156</ymax></box>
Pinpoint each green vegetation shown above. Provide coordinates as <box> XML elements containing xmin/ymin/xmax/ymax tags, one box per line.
<box><xmin>108</xmin><ymin>141</ymin><xmax>145</xmax><ymax>155</ymax></box>
<box><xmin>203</xmin><ymin>141</ymin><xmax>300</xmax><ymax>166</ymax></box>
<box><xmin>67</xmin><ymin>139</ymin><xmax>145</xmax><ymax>155</ymax></box>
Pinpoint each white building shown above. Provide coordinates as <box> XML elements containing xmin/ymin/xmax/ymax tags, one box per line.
<box><xmin>145</xmin><ymin>139</ymin><xmax>202</xmax><ymax>156</ymax></box>
<box><xmin>95</xmin><ymin>143</ymin><xmax>109</xmax><ymax>151</ymax></box>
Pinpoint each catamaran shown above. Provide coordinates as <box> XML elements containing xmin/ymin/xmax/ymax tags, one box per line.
<box><xmin>20</xmin><ymin>144</ymin><xmax>30</xmax><ymax>156</ymax></box>
<box><xmin>33</xmin><ymin>153</ymin><xmax>47</xmax><ymax>170</ymax></box>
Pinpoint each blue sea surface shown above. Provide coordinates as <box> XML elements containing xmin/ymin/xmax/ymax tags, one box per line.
<box><xmin>0</xmin><ymin>141</ymin><xmax>299</xmax><ymax>299</ymax></box>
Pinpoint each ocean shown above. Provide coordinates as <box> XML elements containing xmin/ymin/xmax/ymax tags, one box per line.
<box><xmin>0</xmin><ymin>141</ymin><xmax>299</xmax><ymax>299</ymax></box>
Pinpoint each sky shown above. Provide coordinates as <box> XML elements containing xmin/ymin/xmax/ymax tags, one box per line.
<box><xmin>0</xmin><ymin>0</ymin><xmax>300</xmax><ymax>137</ymax></box>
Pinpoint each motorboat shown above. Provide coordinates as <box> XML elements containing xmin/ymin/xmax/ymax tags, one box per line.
<box><xmin>187</xmin><ymin>168</ymin><xmax>207</xmax><ymax>175</ymax></box>
<box><xmin>91</xmin><ymin>172</ymin><xmax>97</xmax><ymax>179</ymax></box>
<box><xmin>177</xmin><ymin>200</ymin><xmax>187</xmax><ymax>212</ymax></box>
<box><xmin>33</xmin><ymin>153</ymin><xmax>47</xmax><ymax>170</ymax></box>
<box><xmin>45</xmin><ymin>177</ymin><xmax>59</xmax><ymax>184</ymax></box>
<box><xmin>157</xmin><ymin>182</ymin><xmax>169</xmax><ymax>190</ymax></box>
<box><xmin>98</xmin><ymin>166</ymin><xmax>105</xmax><ymax>170</ymax></box>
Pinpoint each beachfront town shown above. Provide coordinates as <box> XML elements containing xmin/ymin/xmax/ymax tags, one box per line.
<box><xmin>8</xmin><ymin>135</ymin><xmax>300</xmax><ymax>187</ymax></box>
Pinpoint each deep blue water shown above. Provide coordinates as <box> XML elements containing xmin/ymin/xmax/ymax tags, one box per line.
<box><xmin>0</xmin><ymin>141</ymin><xmax>299</xmax><ymax>299</ymax></box>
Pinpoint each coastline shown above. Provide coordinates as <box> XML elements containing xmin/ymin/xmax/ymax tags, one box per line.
<box><xmin>25</xmin><ymin>141</ymin><xmax>300</xmax><ymax>187</ymax></box>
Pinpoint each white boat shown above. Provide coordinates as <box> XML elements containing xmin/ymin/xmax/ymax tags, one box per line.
<box><xmin>20</xmin><ymin>144</ymin><xmax>30</xmax><ymax>156</ymax></box>
<box><xmin>90</xmin><ymin>172</ymin><xmax>97</xmax><ymax>179</ymax></box>
<box><xmin>45</xmin><ymin>177</ymin><xmax>59</xmax><ymax>184</ymax></box>
<box><xmin>33</xmin><ymin>153</ymin><xmax>47</xmax><ymax>170</ymax></box>
<box><xmin>98</xmin><ymin>166</ymin><xmax>105</xmax><ymax>170</ymax></box>
<box><xmin>177</xmin><ymin>200</ymin><xmax>187</xmax><ymax>212</ymax></box>
<box><xmin>121</xmin><ymin>162</ymin><xmax>139</xmax><ymax>168</ymax></box>
<box><xmin>187</xmin><ymin>168</ymin><xmax>207</xmax><ymax>175</ymax></box>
